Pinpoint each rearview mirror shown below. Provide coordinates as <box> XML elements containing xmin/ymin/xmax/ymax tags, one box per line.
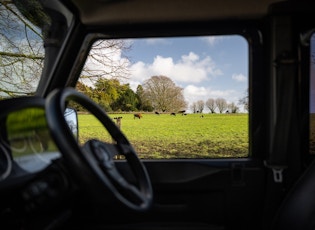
<box><xmin>64</xmin><ymin>108</ymin><xmax>78</xmax><ymax>141</ymax></box>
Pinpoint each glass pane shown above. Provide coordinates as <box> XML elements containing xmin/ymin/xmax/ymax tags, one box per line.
<box><xmin>310</xmin><ymin>34</ymin><xmax>315</xmax><ymax>154</ymax></box>
<box><xmin>77</xmin><ymin>35</ymin><xmax>249</xmax><ymax>159</ymax></box>
<box><xmin>0</xmin><ymin>2</ymin><xmax>48</xmax><ymax>98</ymax></box>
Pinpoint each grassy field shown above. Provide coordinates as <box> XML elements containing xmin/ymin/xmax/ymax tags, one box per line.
<box><xmin>78</xmin><ymin>113</ymin><xmax>248</xmax><ymax>159</ymax></box>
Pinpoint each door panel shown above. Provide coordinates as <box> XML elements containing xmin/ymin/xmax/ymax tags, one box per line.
<box><xmin>88</xmin><ymin>159</ymin><xmax>266</xmax><ymax>230</ymax></box>
<box><xmin>147</xmin><ymin>160</ymin><xmax>265</xmax><ymax>227</ymax></box>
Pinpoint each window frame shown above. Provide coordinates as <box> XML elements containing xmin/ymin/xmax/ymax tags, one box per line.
<box><xmin>66</xmin><ymin>25</ymin><xmax>265</xmax><ymax>160</ymax></box>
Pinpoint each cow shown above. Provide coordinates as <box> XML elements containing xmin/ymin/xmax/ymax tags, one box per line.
<box><xmin>134</xmin><ymin>113</ymin><xmax>142</xmax><ymax>119</ymax></box>
<box><xmin>113</xmin><ymin>117</ymin><xmax>123</xmax><ymax>129</ymax></box>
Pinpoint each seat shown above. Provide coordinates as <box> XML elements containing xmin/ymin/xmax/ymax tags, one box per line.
<box><xmin>271</xmin><ymin>159</ymin><xmax>315</xmax><ymax>230</ymax></box>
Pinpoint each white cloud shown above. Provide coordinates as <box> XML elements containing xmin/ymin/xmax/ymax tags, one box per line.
<box><xmin>130</xmin><ymin>61</ymin><xmax>149</xmax><ymax>81</ymax></box>
<box><xmin>129</xmin><ymin>52</ymin><xmax>222</xmax><ymax>84</ymax></box>
<box><xmin>201</xmin><ymin>36</ymin><xmax>224</xmax><ymax>46</ymax></box>
<box><xmin>182</xmin><ymin>52</ymin><xmax>199</xmax><ymax>62</ymax></box>
<box><xmin>183</xmin><ymin>85</ymin><xmax>208</xmax><ymax>112</ymax></box>
<box><xmin>184</xmin><ymin>85</ymin><xmax>209</xmax><ymax>98</ymax></box>
<box><xmin>145</xmin><ymin>38</ymin><xmax>170</xmax><ymax>45</ymax></box>
<box><xmin>232</xmin><ymin>73</ymin><xmax>247</xmax><ymax>82</ymax></box>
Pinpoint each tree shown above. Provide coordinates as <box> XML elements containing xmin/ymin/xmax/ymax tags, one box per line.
<box><xmin>239</xmin><ymin>89</ymin><xmax>249</xmax><ymax>112</ymax></box>
<box><xmin>80</xmin><ymin>39</ymin><xmax>131</xmax><ymax>86</ymax></box>
<box><xmin>0</xmin><ymin>1</ymin><xmax>131</xmax><ymax>97</ymax></box>
<box><xmin>113</xmin><ymin>87</ymin><xmax>138</xmax><ymax>111</ymax></box>
<box><xmin>136</xmin><ymin>84</ymin><xmax>153</xmax><ymax>111</ymax></box>
<box><xmin>93</xmin><ymin>78</ymin><xmax>121</xmax><ymax>111</ymax></box>
<box><xmin>0</xmin><ymin>1</ymin><xmax>45</xmax><ymax>97</ymax></box>
<box><xmin>228</xmin><ymin>102</ymin><xmax>239</xmax><ymax>113</ymax></box>
<box><xmin>206</xmin><ymin>98</ymin><xmax>216</xmax><ymax>113</ymax></box>
<box><xmin>142</xmin><ymin>75</ymin><xmax>187</xmax><ymax>112</ymax></box>
<box><xmin>196</xmin><ymin>100</ymin><xmax>205</xmax><ymax>113</ymax></box>
<box><xmin>71</xmin><ymin>81</ymin><xmax>93</xmax><ymax>111</ymax></box>
<box><xmin>215</xmin><ymin>98</ymin><xmax>227</xmax><ymax>113</ymax></box>
<box><xmin>190</xmin><ymin>102</ymin><xmax>197</xmax><ymax>113</ymax></box>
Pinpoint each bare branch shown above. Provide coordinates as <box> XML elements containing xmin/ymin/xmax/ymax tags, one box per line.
<box><xmin>0</xmin><ymin>51</ymin><xmax>43</xmax><ymax>59</ymax></box>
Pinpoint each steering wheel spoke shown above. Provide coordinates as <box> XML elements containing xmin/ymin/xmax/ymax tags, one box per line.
<box><xmin>84</xmin><ymin>140</ymin><xmax>119</xmax><ymax>163</ymax></box>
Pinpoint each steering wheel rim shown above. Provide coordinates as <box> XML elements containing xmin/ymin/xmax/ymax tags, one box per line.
<box><xmin>45</xmin><ymin>87</ymin><xmax>153</xmax><ymax>211</ymax></box>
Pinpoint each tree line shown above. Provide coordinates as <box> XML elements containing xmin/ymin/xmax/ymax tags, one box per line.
<box><xmin>75</xmin><ymin>75</ymin><xmax>248</xmax><ymax>114</ymax></box>
<box><xmin>190</xmin><ymin>97</ymin><xmax>246</xmax><ymax>114</ymax></box>
<box><xmin>75</xmin><ymin>75</ymin><xmax>187</xmax><ymax>113</ymax></box>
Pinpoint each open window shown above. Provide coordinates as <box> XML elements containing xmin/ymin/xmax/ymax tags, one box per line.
<box><xmin>76</xmin><ymin>35</ymin><xmax>249</xmax><ymax>159</ymax></box>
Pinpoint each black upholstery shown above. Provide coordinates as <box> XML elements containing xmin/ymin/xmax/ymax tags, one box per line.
<box><xmin>272</xmin><ymin>159</ymin><xmax>315</xmax><ymax>230</ymax></box>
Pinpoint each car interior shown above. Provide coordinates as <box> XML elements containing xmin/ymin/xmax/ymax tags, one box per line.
<box><xmin>1</xmin><ymin>0</ymin><xmax>315</xmax><ymax>229</ymax></box>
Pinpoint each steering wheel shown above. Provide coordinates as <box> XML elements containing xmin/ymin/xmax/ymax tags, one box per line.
<box><xmin>45</xmin><ymin>87</ymin><xmax>153</xmax><ymax>211</ymax></box>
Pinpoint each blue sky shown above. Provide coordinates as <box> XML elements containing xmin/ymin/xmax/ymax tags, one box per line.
<box><xmin>122</xmin><ymin>35</ymin><xmax>248</xmax><ymax>113</ymax></box>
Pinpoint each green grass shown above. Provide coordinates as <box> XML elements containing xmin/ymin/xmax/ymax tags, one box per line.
<box><xmin>78</xmin><ymin>113</ymin><xmax>248</xmax><ymax>159</ymax></box>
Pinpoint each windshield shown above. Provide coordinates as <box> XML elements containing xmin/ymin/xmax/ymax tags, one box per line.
<box><xmin>0</xmin><ymin>0</ymin><xmax>49</xmax><ymax>98</ymax></box>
